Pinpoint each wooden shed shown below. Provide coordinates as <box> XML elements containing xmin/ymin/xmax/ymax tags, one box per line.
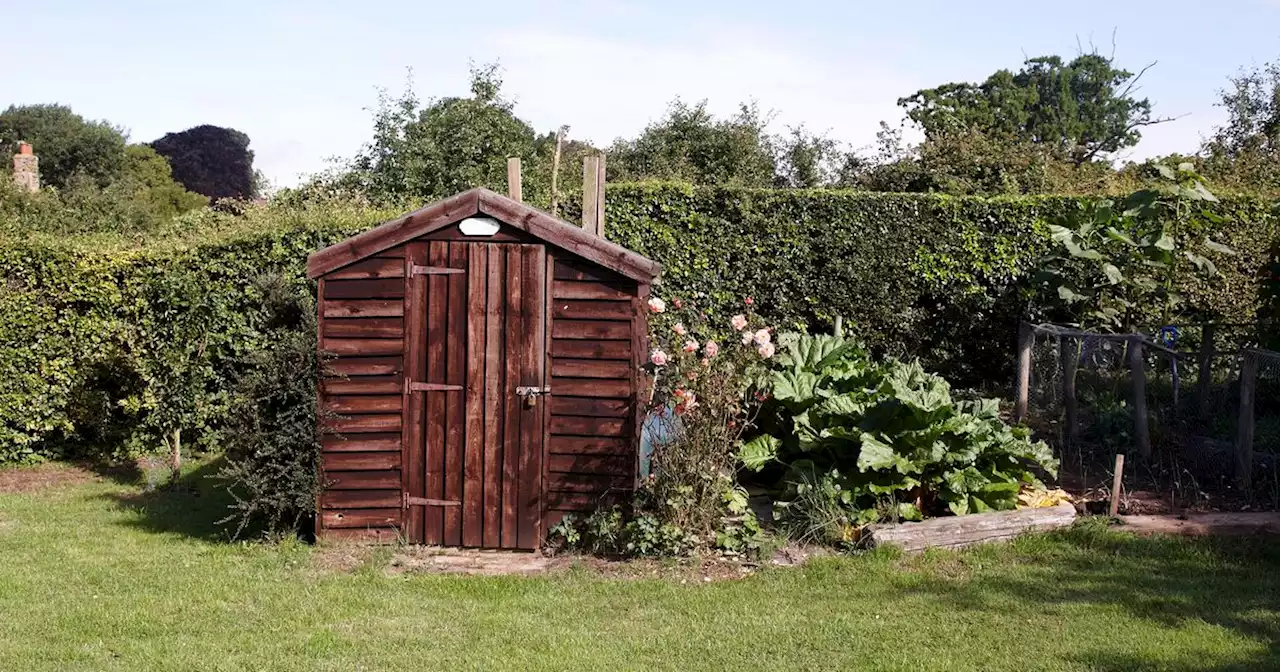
<box><xmin>306</xmin><ymin>188</ymin><xmax>661</xmax><ymax>549</ymax></box>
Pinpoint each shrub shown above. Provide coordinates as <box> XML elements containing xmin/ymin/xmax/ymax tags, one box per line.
<box><xmin>741</xmin><ymin>331</ymin><xmax>1058</xmax><ymax>544</ymax></box>
<box><xmin>216</xmin><ymin>274</ymin><xmax>323</xmax><ymax>539</ymax></box>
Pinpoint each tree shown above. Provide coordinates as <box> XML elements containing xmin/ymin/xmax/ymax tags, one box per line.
<box><xmin>899</xmin><ymin>54</ymin><xmax>1165</xmax><ymax>165</ymax></box>
<box><xmin>608</xmin><ymin>99</ymin><xmax>778</xmax><ymax>187</ymax></box>
<box><xmin>1201</xmin><ymin>58</ymin><xmax>1280</xmax><ymax>193</ymax></box>
<box><xmin>840</xmin><ymin>122</ymin><xmax>1127</xmax><ymax>196</ymax></box>
<box><xmin>0</xmin><ymin>104</ymin><xmax>128</xmax><ymax>188</ymax></box>
<box><xmin>119</xmin><ymin>144</ymin><xmax>209</xmax><ymax>218</ymax></box>
<box><xmin>774</xmin><ymin>125</ymin><xmax>846</xmax><ymax>189</ymax></box>
<box><xmin>350</xmin><ymin>64</ymin><xmax>538</xmax><ymax>204</ymax></box>
<box><xmin>151</xmin><ymin>125</ymin><xmax>256</xmax><ymax>201</ymax></box>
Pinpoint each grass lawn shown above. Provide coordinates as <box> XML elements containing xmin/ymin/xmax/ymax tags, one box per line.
<box><xmin>1</xmin><ymin>461</ymin><xmax>1279</xmax><ymax>671</ymax></box>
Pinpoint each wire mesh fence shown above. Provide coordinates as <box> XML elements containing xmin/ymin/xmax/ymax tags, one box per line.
<box><xmin>1016</xmin><ymin>322</ymin><xmax>1280</xmax><ymax>511</ymax></box>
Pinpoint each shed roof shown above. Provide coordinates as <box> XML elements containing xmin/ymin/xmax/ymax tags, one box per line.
<box><xmin>306</xmin><ymin>188</ymin><xmax>661</xmax><ymax>282</ymax></box>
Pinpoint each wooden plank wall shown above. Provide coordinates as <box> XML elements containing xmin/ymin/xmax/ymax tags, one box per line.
<box><xmin>318</xmin><ymin>249</ymin><xmax>408</xmax><ymax>541</ymax></box>
<box><xmin>546</xmin><ymin>257</ymin><xmax>640</xmax><ymax>526</ymax></box>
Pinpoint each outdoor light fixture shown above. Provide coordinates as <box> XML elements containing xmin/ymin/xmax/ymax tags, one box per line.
<box><xmin>458</xmin><ymin>216</ymin><xmax>501</xmax><ymax>236</ymax></box>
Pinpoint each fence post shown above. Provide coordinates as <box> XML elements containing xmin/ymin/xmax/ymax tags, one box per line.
<box><xmin>506</xmin><ymin>157</ymin><xmax>522</xmax><ymax>202</ymax></box>
<box><xmin>1197</xmin><ymin>324</ymin><xmax>1216</xmax><ymax>421</ymax></box>
<box><xmin>1109</xmin><ymin>453</ymin><xmax>1125</xmax><ymax>517</ymax></box>
<box><xmin>1236</xmin><ymin>350</ymin><xmax>1257</xmax><ymax>492</ymax></box>
<box><xmin>1014</xmin><ymin>322</ymin><xmax>1033</xmax><ymax>423</ymax></box>
<box><xmin>1060</xmin><ymin>335</ymin><xmax>1079</xmax><ymax>450</ymax></box>
<box><xmin>1128</xmin><ymin>336</ymin><xmax>1151</xmax><ymax>459</ymax></box>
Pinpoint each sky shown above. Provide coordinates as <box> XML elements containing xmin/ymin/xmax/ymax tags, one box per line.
<box><xmin>5</xmin><ymin>0</ymin><xmax>1280</xmax><ymax>188</ymax></box>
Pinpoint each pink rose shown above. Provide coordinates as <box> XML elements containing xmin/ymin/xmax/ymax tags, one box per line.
<box><xmin>647</xmin><ymin>297</ymin><xmax>666</xmax><ymax>313</ymax></box>
<box><xmin>673</xmin><ymin>298</ymin><xmax>684</xmax><ymax>309</ymax></box>
<box><xmin>650</xmin><ymin>349</ymin><xmax>668</xmax><ymax>366</ymax></box>
<box><xmin>682</xmin><ymin>339</ymin><xmax>698</xmax><ymax>353</ymax></box>
<box><xmin>757</xmin><ymin>342</ymin><xmax>776</xmax><ymax>359</ymax></box>
<box><xmin>673</xmin><ymin>323</ymin><xmax>687</xmax><ymax>336</ymax></box>
<box><xmin>704</xmin><ymin>341</ymin><xmax>720</xmax><ymax>357</ymax></box>
<box><xmin>753</xmin><ymin>329</ymin><xmax>771</xmax><ymax>346</ymax></box>
<box><xmin>741</xmin><ymin>331</ymin><xmax>754</xmax><ymax>345</ymax></box>
<box><xmin>730</xmin><ymin>314</ymin><xmax>748</xmax><ymax>331</ymax></box>
<box><xmin>744</xmin><ymin>296</ymin><xmax>754</xmax><ymax>306</ymax></box>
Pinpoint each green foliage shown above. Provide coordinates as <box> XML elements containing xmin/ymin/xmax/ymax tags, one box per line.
<box><xmin>900</xmin><ymin>54</ymin><xmax>1159</xmax><ymax>164</ymax></box>
<box><xmin>1200</xmin><ymin>58</ymin><xmax>1280</xmax><ymax>194</ymax></box>
<box><xmin>151</xmin><ymin>124</ymin><xmax>256</xmax><ymax>202</ymax></box>
<box><xmin>0</xmin><ymin>183</ymin><xmax>1277</xmax><ymax>467</ymax></box>
<box><xmin>349</xmin><ymin>64</ymin><xmax>538</xmax><ymax>204</ymax></box>
<box><xmin>0</xmin><ymin>103</ymin><xmax>128</xmax><ymax>188</ymax></box>
<box><xmin>217</xmin><ymin>274</ymin><xmax>323</xmax><ymax>539</ymax></box>
<box><xmin>0</xmin><ymin>200</ymin><xmax>383</xmax><ymax>464</ymax></box>
<box><xmin>121</xmin><ymin>145</ymin><xmax>210</xmax><ymax>217</ymax></box>
<box><xmin>846</xmin><ymin>124</ymin><xmax>1135</xmax><ymax>196</ymax></box>
<box><xmin>608</xmin><ymin>100</ymin><xmax>779</xmax><ymax>187</ymax></box>
<box><xmin>1034</xmin><ymin>163</ymin><xmax>1235</xmax><ymax>330</ymax></box>
<box><xmin>747</xmin><ymin>332</ymin><xmax>1058</xmax><ymax>535</ymax></box>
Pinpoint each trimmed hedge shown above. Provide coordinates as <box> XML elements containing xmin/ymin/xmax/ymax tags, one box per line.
<box><xmin>1</xmin><ymin>185</ymin><xmax>1277</xmax><ymax>463</ymax></box>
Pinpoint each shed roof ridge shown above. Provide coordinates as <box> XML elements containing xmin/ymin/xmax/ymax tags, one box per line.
<box><xmin>307</xmin><ymin>188</ymin><xmax>661</xmax><ymax>282</ymax></box>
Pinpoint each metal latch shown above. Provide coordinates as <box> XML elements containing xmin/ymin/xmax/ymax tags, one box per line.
<box><xmin>515</xmin><ymin>386</ymin><xmax>551</xmax><ymax>407</ymax></box>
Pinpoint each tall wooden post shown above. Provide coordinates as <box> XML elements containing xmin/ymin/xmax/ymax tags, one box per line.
<box><xmin>1060</xmin><ymin>336</ymin><xmax>1079</xmax><ymax>450</ymax></box>
<box><xmin>581</xmin><ymin>154</ymin><xmax>605</xmax><ymax>236</ymax></box>
<box><xmin>1197</xmin><ymin>324</ymin><xmax>1216</xmax><ymax>421</ymax></box>
<box><xmin>506</xmin><ymin>157</ymin><xmax>522</xmax><ymax>202</ymax></box>
<box><xmin>549</xmin><ymin>126</ymin><xmax>566</xmax><ymax>216</ymax></box>
<box><xmin>1014</xmin><ymin>322</ymin><xmax>1033</xmax><ymax>423</ymax></box>
<box><xmin>1236</xmin><ymin>350</ymin><xmax>1258</xmax><ymax>491</ymax></box>
<box><xmin>1128</xmin><ymin>336</ymin><xmax>1151</xmax><ymax>459</ymax></box>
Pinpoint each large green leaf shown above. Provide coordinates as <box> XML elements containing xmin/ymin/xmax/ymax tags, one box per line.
<box><xmin>738</xmin><ymin>434</ymin><xmax>781</xmax><ymax>472</ymax></box>
<box><xmin>856</xmin><ymin>434</ymin><xmax>914</xmax><ymax>474</ymax></box>
<box><xmin>772</xmin><ymin>371</ymin><xmax>820</xmax><ymax>406</ymax></box>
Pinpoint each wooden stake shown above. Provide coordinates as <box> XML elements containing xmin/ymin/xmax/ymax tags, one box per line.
<box><xmin>550</xmin><ymin>126</ymin><xmax>566</xmax><ymax>216</ymax></box>
<box><xmin>169</xmin><ymin>428</ymin><xmax>182</xmax><ymax>486</ymax></box>
<box><xmin>1197</xmin><ymin>324</ymin><xmax>1216</xmax><ymax>421</ymax></box>
<box><xmin>1236</xmin><ymin>350</ymin><xmax>1257</xmax><ymax>492</ymax></box>
<box><xmin>1109</xmin><ymin>453</ymin><xmax>1125</xmax><ymax>517</ymax></box>
<box><xmin>595</xmin><ymin>153</ymin><xmax>606</xmax><ymax>238</ymax></box>
<box><xmin>1014</xmin><ymin>322</ymin><xmax>1033</xmax><ymax>423</ymax></box>
<box><xmin>1128</xmin><ymin>336</ymin><xmax>1151</xmax><ymax>460</ymax></box>
<box><xmin>582</xmin><ymin>155</ymin><xmax>600</xmax><ymax>235</ymax></box>
<box><xmin>1060</xmin><ymin>336</ymin><xmax>1079</xmax><ymax>450</ymax></box>
<box><xmin>506</xmin><ymin>157</ymin><xmax>522</xmax><ymax>202</ymax></box>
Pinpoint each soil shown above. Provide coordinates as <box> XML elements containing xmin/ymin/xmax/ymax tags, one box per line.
<box><xmin>314</xmin><ymin>541</ymin><xmax>828</xmax><ymax>580</ymax></box>
<box><xmin>0</xmin><ymin>463</ymin><xmax>101</xmax><ymax>494</ymax></box>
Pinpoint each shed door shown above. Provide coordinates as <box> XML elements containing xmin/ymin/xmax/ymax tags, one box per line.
<box><xmin>404</xmin><ymin>241</ymin><xmax>547</xmax><ymax>549</ymax></box>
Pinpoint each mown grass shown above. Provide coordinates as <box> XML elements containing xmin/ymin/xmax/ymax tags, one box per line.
<box><xmin>1</xmin><ymin>461</ymin><xmax>1278</xmax><ymax>671</ymax></box>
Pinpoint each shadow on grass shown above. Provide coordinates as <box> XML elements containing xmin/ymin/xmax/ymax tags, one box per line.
<box><xmin>95</xmin><ymin>458</ymin><xmax>239</xmax><ymax>543</ymax></box>
<box><xmin>899</xmin><ymin>521</ymin><xmax>1280</xmax><ymax>671</ymax></box>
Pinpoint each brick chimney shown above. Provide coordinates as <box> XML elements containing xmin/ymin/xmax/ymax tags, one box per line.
<box><xmin>12</xmin><ymin>142</ymin><xmax>39</xmax><ymax>193</ymax></box>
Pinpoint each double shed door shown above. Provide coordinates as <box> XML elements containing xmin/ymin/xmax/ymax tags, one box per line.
<box><xmin>403</xmin><ymin>241</ymin><xmax>548</xmax><ymax>550</ymax></box>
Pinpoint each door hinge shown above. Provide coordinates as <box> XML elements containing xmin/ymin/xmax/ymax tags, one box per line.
<box><xmin>404</xmin><ymin>493</ymin><xmax>462</xmax><ymax>508</ymax></box>
<box><xmin>405</xmin><ymin>380</ymin><xmax>464</xmax><ymax>393</ymax></box>
<box><xmin>411</xmin><ymin>264</ymin><xmax>465</xmax><ymax>277</ymax></box>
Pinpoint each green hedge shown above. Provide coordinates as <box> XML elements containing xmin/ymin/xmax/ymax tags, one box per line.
<box><xmin>1</xmin><ymin>186</ymin><xmax>1276</xmax><ymax>463</ymax></box>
